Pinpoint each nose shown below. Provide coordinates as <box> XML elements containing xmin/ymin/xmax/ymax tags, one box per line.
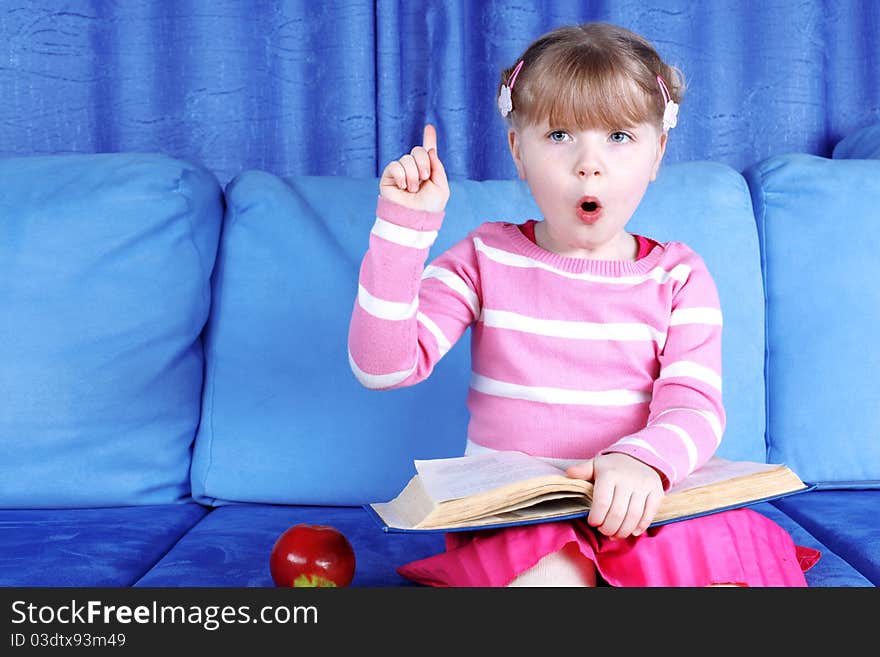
<box><xmin>575</xmin><ymin>143</ymin><xmax>603</xmax><ymax>178</ymax></box>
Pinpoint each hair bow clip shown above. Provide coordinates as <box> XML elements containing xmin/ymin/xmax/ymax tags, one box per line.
<box><xmin>657</xmin><ymin>75</ymin><xmax>678</xmax><ymax>132</ymax></box>
<box><xmin>498</xmin><ymin>60</ymin><xmax>524</xmax><ymax>118</ymax></box>
<box><xmin>663</xmin><ymin>100</ymin><xmax>679</xmax><ymax>131</ymax></box>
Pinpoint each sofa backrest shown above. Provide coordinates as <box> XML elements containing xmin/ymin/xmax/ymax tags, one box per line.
<box><xmin>192</xmin><ymin>160</ymin><xmax>767</xmax><ymax>506</ymax></box>
<box><xmin>745</xmin><ymin>152</ymin><xmax>880</xmax><ymax>488</ymax></box>
<box><xmin>833</xmin><ymin>123</ymin><xmax>880</xmax><ymax>159</ymax></box>
<box><xmin>0</xmin><ymin>153</ymin><xmax>223</xmax><ymax>507</ymax></box>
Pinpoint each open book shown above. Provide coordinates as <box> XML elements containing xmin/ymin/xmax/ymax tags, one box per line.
<box><xmin>367</xmin><ymin>451</ymin><xmax>812</xmax><ymax>533</ymax></box>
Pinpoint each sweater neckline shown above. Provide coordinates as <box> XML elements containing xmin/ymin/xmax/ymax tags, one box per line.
<box><xmin>499</xmin><ymin>222</ymin><xmax>666</xmax><ymax>277</ymax></box>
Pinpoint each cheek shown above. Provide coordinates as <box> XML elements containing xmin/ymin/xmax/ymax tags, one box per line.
<box><xmin>622</xmin><ymin>179</ymin><xmax>653</xmax><ymax>214</ymax></box>
<box><xmin>521</xmin><ymin>155</ymin><xmax>561</xmax><ymax>192</ymax></box>
<box><xmin>649</xmin><ymin>152</ymin><xmax>663</xmax><ymax>181</ymax></box>
<box><xmin>618</xmin><ymin>155</ymin><xmax>659</xmax><ymax>191</ymax></box>
<box><xmin>608</xmin><ymin>165</ymin><xmax>653</xmax><ymax>209</ymax></box>
<box><xmin>531</xmin><ymin>167</ymin><xmax>567</xmax><ymax>196</ymax></box>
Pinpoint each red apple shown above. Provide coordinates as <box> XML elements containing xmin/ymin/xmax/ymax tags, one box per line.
<box><xmin>269</xmin><ymin>523</ymin><xmax>356</xmax><ymax>587</ymax></box>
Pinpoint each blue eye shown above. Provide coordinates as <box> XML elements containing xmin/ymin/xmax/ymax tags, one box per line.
<box><xmin>609</xmin><ymin>131</ymin><xmax>631</xmax><ymax>143</ymax></box>
<box><xmin>548</xmin><ymin>130</ymin><xmax>571</xmax><ymax>143</ymax></box>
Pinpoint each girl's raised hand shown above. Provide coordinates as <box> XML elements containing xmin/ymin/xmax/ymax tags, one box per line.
<box><xmin>380</xmin><ymin>124</ymin><xmax>450</xmax><ymax>213</ymax></box>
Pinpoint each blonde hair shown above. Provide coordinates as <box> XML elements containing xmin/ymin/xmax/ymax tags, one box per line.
<box><xmin>498</xmin><ymin>22</ymin><xmax>685</xmax><ymax>131</ymax></box>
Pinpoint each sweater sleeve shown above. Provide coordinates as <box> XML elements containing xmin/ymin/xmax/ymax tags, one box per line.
<box><xmin>601</xmin><ymin>248</ymin><xmax>726</xmax><ymax>489</ymax></box>
<box><xmin>348</xmin><ymin>196</ymin><xmax>481</xmax><ymax>390</ymax></box>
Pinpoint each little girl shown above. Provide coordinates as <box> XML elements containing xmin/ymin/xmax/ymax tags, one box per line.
<box><xmin>349</xmin><ymin>22</ymin><xmax>817</xmax><ymax>586</ymax></box>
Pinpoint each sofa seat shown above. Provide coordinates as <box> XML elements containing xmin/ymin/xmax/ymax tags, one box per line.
<box><xmin>754</xmin><ymin>503</ymin><xmax>872</xmax><ymax>586</ymax></box>
<box><xmin>130</xmin><ymin>503</ymin><xmax>870</xmax><ymax>587</ymax></box>
<box><xmin>0</xmin><ymin>504</ymin><xmax>208</xmax><ymax>587</ymax></box>
<box><xmin>135</xmin><ymin>505</ymin><xmax>445</xmax><ymax>587</ymax></box>
<box><xmin>1</xmin><ymin>503</ymin><xmax>870</xmax><ymax>587</ymax></box>
<box><xmin>773</xmin><ymin>490</ymin><xmax>880</xmax><ymax>586</ymax></box>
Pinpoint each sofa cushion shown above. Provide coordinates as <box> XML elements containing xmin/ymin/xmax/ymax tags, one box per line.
<box><xmin>753</xmin><ymin>502</ymin><xmax>873</xmax><ymax>587</ymax></box>
<box><xmin>832</xmin><ymin>122</ymin><xmax>880</xmax><ymax>159</ymax></box>
<box><xmin>744</xmin><ymin>154</ymin><xmax>880</xmax><ymax>487</ymax></box>
<box><xmin>0</xmin><ymin>153</ymin><xmax>223</xmax><ymax>506</ymax></box>
<box><xmin>192</xmin><ymin>162</ymin><xmax>765</xmax><ymax>506</ymax></box>
<box><xmin>773</xmin><ymin>490</ymin><xmax>880</xmax><ymax>585</ymax></box>
<box><xmin>135</xmin><ymin>505</ymin><xmax>445</xmax><ymax>586</ymax></box>
<box><xmin>136</xmin><ymin>503</ymin><xmax>868</xmax><ymax>587</ymax></box>
<box><xmin>0</xmin><ymin>504</ymin><xmax>208</xmax><ymax>586</ymax></box>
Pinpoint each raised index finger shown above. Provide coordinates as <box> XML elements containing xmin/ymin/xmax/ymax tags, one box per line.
<box><xmin>422</xmin><ymin>124</ymin><xmax>438</xmax><ymax>154</ymax></box>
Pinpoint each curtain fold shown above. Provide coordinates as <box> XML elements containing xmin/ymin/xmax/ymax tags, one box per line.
<box><xmin>0</xmin><ymin>0</ymin><xmax>877</xmax><ymax>184</ymax></box>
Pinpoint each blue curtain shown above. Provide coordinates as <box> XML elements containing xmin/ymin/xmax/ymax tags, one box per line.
<box><xmin>0</xmin><ymin>0</ymin><xmax>877</xmax><ymax>185</ymax></box>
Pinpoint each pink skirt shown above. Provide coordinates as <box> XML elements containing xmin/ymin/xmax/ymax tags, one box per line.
<box><xmin>398</xmin><ymin>508</ymin><xmax>821</xmax><ymax>587</ymax></box>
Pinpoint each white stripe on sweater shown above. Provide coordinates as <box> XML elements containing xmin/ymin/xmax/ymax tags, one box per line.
<box><xmin>654</xmin><ymin>423</ymin><xmax>698</xmax><ymax>474</ymax></box>
<box><xmin>348</xmin><ymin>350</ymin><xmax>415</xmax><ymax>389</ymax></box>
<box><xmin>609</xmin><ymin>437</ymin><xmax>679</xmax><ymax>482</ymax></box>
<box><xmin>653</xmin><ymin>407</ymin><xmax>723</xmax><ymax>447</ymax></box>
<box><xmin>422</xmin><ymin>265</ymin><xmax>480</xmax><ymax>319</ymax></box>
<box><xmin>417</xmin><ymin>311</ymin><xmax>451</xmax><ymax>356</ymax></box>
<box><xmin>658</xmin><ymin>360</ymin><xmax>722</xmax><ymax>391</ymax></box>
<box><xmin>357</xmin><ymin>284</ymin><xmax>418</xmax><ymax>321</ymax></box>
<box><xmin>481</xmin><ymin>308</ymin><xmax>666</xmax><ymax>345</ymax></box>
<box><xmin>371</xmin><ymin>217</ymin><xmax>438</xmax><ymax>250</ymax></box>
<box><xmin>473</xmin><ymin>237</ymin><xmax>691</xmax><ymax>285</ymax></box>
<box><xmin>470</xmin><ymin>373</ymin><xmax>651</xmax><ymax>406</ymax></box>
<box><xmin>669</xmin><ymin>307</ymin><xmax>723</xmax><ymax>326</ymax></box>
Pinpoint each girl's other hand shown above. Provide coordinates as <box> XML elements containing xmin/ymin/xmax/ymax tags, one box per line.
<box><xmin>566</xmin><ymin>452</ymin><xmax>664</xmax><ymax>540</ymax></box>
<box><xmin>380</xmin><ymin>124</ymin><xmax>450</xmax><ymax>213</ymax></box>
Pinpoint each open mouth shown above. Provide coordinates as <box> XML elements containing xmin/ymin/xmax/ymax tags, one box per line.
<box><xmin>576</xmin><ymin>196</ymin><xmax>602</xmax><ymax>223</ymax></box>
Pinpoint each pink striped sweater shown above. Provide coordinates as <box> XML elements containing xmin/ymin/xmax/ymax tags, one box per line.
<box><xmin>348</xmin><ymin>197</ymin><xmax>726</xmax><ymax>489</ymax></box>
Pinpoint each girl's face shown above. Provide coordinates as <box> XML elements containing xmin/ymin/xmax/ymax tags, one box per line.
<box><xmin>508</xmin><ymin>117</ymin><xmax>666</xmax><ymax>260</ymax></box>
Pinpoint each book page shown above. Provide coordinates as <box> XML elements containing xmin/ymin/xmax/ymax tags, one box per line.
<box><xmin>415</xmin><ymin>450</ymin><xmax>565</xmax><ymax>502</ymax></box>
<box><xmin>433</xmin><ymin>497</ymin><xmax>593</xmax><ymax>531</ymax></box>
<box><xmin>370</xmin><ymin>477</ymin><xmax>437</xmax><ymax>530</ymax></box>
<box><xmin>667</xmin><ymin>456</ymin><xmax>778</xmax><ymax>494</ymax></box>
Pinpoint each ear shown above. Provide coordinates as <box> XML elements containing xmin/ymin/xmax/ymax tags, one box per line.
<box><xmin>508</xmin><ymin>129</ymin><xmax>526</xmax><ymax>179</ymax></box>
<box><xmin>650</xmin><ymin>132</ymin><xmax>668</xmax><ymax>182</ymax></box>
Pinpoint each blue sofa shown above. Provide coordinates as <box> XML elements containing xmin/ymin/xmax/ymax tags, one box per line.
<box><xmin>2</xmin><ymin>124</ymin><xmax>879</xmax><ymax>588</ymax></box>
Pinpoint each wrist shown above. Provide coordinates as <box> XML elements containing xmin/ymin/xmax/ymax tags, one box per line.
<box><xmin>377</xmin><ymin>196</ymin><xmax>445</xmax><ymax>232</ymax></box>
<box><xmin>600</xmin><ymin>449</ymin><xmax>671</xmax><ymax>490</ymax></box>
